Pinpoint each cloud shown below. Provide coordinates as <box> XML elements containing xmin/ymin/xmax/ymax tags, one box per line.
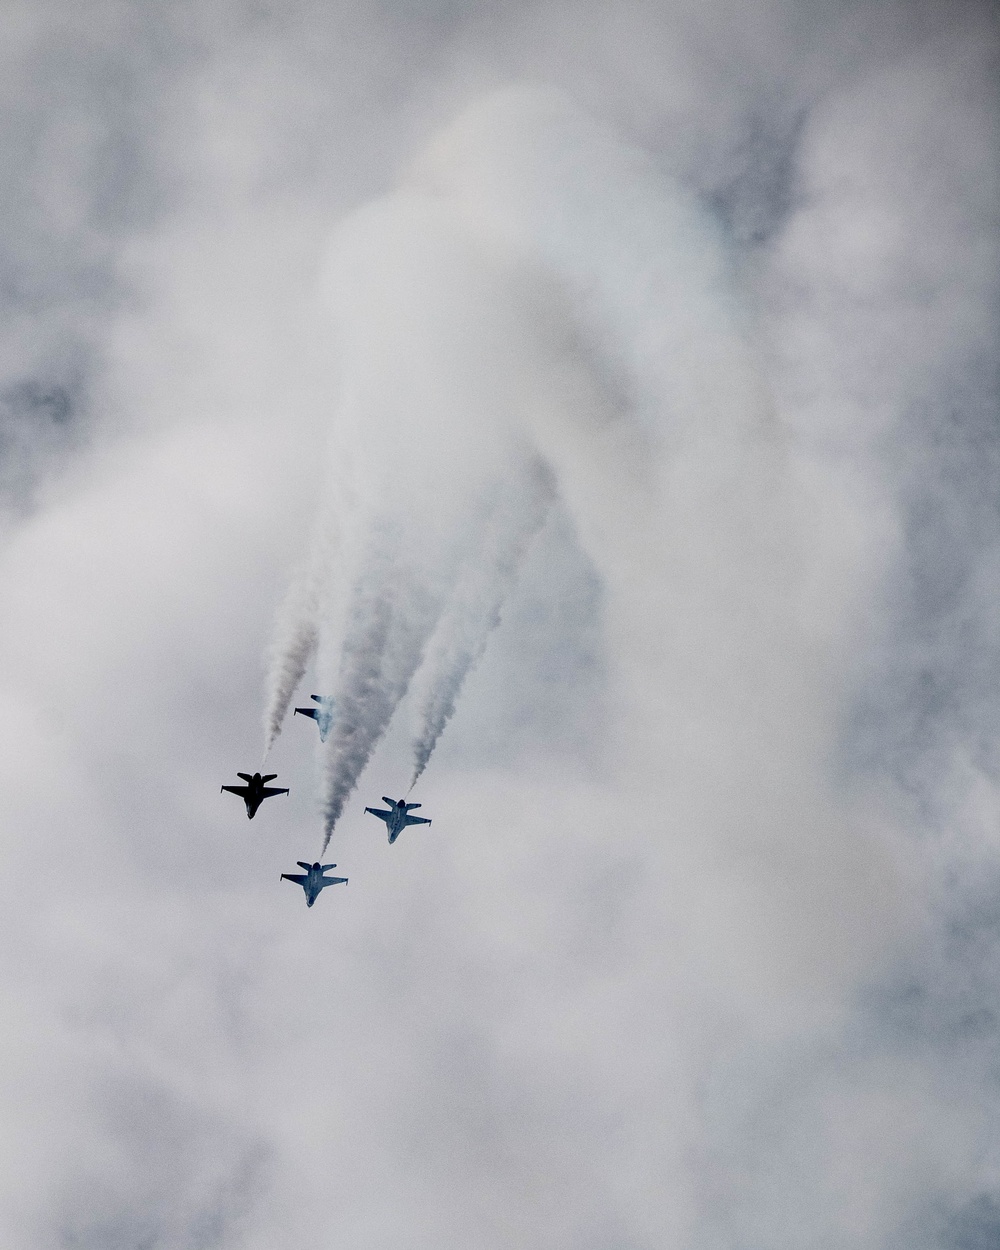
<box><xmin>0</xmin><ymin>3</ymin><xmax>996</xmax><ymax>1248</ymax></box>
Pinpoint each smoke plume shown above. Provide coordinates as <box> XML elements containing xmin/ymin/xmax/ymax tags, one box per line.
<box><xmin>272</xmin><ymin>86</ymin><xmax>894</xmax><ymax>999</ymax></box>
<box><xmin>409</xmin><ymin>457</ymin><xmax>554</xmax><ymax>787</ymax></box>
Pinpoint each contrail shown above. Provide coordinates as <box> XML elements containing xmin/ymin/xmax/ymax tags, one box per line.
<box><xmin>319</xmin><ymin>556</ymin><xmax>445</xmax><ymax>850</ymax></box>
<box><xmin>409</xmin><ymin>457</ymin><xmax>554</xmax><ymax>786</ymax></box>
<box><xmin>262</xmin><ymin>484</ymin><xmax>360</xmax><ymax>756</ymax></box>
<box><xmin>294</xmin><ymin>188</ymin><xmax>565</xmax><ymax>848</ymax></box>
<box><xmin>262</xmin><ymin>572</ymin><xmax>318</xmax><ymax>756</ymax></box>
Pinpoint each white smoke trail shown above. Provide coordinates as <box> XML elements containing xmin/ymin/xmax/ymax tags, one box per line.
<box><xmin>408</xmin><ymin>456</ymin><xmax>555</xmax><ymax>787</ymax></box>
<box><xmin>262</xmin><ymin>565</ymin><xmax>319</xmax><ymax>756</ymax></box>
<box><xmin>318</xmin><ymin>549</ymin><xmax>447</xmax><ymax>850</ymax></box>
<box><xmin>262</xmin><ymin>494</ymin><xmax>350</xmax><ymax>755</ymax></box>
<box><xmin>306</xmin><ymin>192</ymin><xmax>571</xmax><ymax>848</ymax></box>
<box><xmin>279</xmin><ymin>88</ymin><xmax>903</xmax><ymax>1019</ymax></box>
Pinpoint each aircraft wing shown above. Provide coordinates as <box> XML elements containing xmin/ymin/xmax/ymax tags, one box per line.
<box><xmin>260</xmin><ymin>787</ymin><xmax>289</xmax><ymax>799</ymax></box>
<box><xmin>403</xmin><ymin>815</ymin><xmax>432</xmax><ymax>827</ymax></box>
<box><xmin>321</xmin><ymin>876</ymin><xmax>348</xmax><ymax>886</ymax></box>
<box><xmin>365</xmin><ymin>806</ymin><xmax>392</xmax><ymax>823</ymax></box>
<box><xmin>221</xmin><ymin>785</ymin><xmax>249</xmax><ymax>797</ymax></box>
<box><xmin>280</xmin><ymin>873</ymin><xmax>308</xmax><ymax>885</ymax></box>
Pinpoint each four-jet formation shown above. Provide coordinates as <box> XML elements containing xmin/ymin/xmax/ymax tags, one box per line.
<box><xmin>281</xmin><ymin>861</ymin><xmax>348</xmax><ymax>906</ymax></box>
<box><xmin>294</xmin><ymin>694</ymin><xmax>335</xmax><ymax>741</ymax></box>
<box><xmin>221</xmin><ymin>771</ymin><xmax>289</xmax><ymax>819</ymax></box>
<box><xmin>365</xmin><ymin>797</ymin><xmax>432</xmax><ymax>844</ymax></box>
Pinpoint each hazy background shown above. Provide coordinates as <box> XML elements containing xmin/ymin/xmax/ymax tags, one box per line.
<box><xmin>0</xmin><ymin>2</ymin><xmax>997</xmax><ymax>1247</ymax></box>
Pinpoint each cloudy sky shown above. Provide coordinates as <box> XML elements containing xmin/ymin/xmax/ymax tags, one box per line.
<box><xmin>0</xmin><ymin>2</ymin><xmax>998</xmax><ymax>1247</ymax></box>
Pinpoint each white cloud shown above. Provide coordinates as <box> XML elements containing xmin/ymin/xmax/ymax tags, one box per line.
<box><xmin>0</xmin><ymin>4</ymin><xmax>996</xmax><ymax>1248</ymax></box>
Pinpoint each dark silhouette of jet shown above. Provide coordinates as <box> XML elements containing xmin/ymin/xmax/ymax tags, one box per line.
<box><xmin>294</xmin><ymin>695</ymin><xmax>334</xmax><ymax>741</ymax></box>
<box><xmin>365</xmin><ymin>796</ymin><xmax>432</xmax><ymax>844</ymax></box>
<box><xmin>221</xmin><ymin>772</ymin><xmax>289</xmax><ymax>819</ymax></box>
<box><xmin>281</xmin><ymin>861</ymin><xmax>348</xmax><ymax>906</ymax></box>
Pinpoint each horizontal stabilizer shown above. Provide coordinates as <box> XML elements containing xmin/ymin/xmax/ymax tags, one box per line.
<box><xmin>237</xmin><ymin>772</ymin><xmax>253</xmax><ymax>782</ymax></box>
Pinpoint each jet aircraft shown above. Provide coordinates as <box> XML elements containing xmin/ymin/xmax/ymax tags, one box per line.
<box><xmin>281</xmin><ymin>861</ymin><xmax>348</xmax><ymax>906</ymax></box>
<box><xmin>294</xmin><ymin>695</ymin><xmax>335</xmax><ymax>741</ymax></box>
<box><xmin>365</xmin><ymin>797</ymin><xmax>432</xmax><ymax>844</ymax></box>
<box><xmin>221</xmin><ymin>772</ymin><xmax>289</xmax><ymax>819</ymax></box>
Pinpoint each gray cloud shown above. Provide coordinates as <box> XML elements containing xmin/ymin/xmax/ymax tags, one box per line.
<box><xmin>0</xmin><ymin>2</ymin><xmax>996</xmax><ymax>1248</ymax></box>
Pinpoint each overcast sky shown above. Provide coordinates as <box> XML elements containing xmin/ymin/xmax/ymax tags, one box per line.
<box><xmin>0</xmin><ymin>2</ymin><xmax>998</xmax><ymax>1248</ymax></box>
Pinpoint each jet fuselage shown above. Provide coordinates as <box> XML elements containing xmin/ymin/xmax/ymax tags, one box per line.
<box><xmin>294</xmin><ymin>695</ymin><xmax>335</xmax><ymax>741</ymax></box>
<box><xmin>280</xmin><ymin>861</ymin><xmax>348</xmax><ymax>906</ymax></box>
<box><xmin>221</xmin><ymin>771</ymin><xmax>289</xmax><ymax>819</ymax></box>
<box><xmin>364</xmin><ymin>797</ymin><xmax>432</xmax><ymax>844</ymax></box>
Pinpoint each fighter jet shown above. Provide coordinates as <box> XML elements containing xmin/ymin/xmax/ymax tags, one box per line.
<box><xmin>365</xmin><ymin>796</ymin><xmax>432</xmax><ymax>844</ymax></box>
<box><xmin>294</xmin><ymin>695</ymin><xmax>335</xmax><ymax>741</ymax></box>
<box><xmin>281</xmin><ymin>861</ymin><xmax>348</xmax><ymax>906</ymax></box>
<box><xmin>221</xmin><ymin>772</ymin><xmax>289</xmax><ymax>819</ymax></box>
